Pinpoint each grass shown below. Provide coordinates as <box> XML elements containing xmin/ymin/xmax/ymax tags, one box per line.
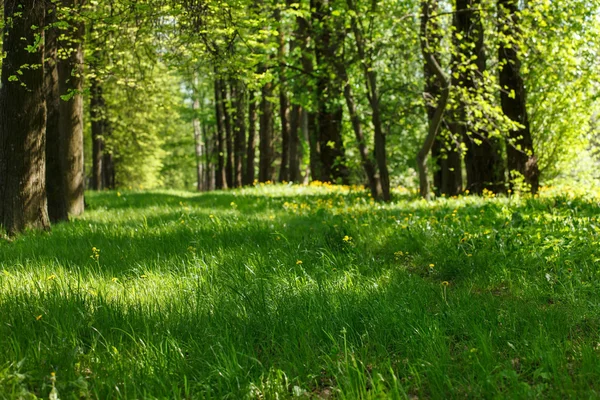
<box><xmin>1</xmin><ymin>183</ymin><xmax>600</xmax><ymax>398</ymax></box>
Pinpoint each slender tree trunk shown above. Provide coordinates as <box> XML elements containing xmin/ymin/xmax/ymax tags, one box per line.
<box><xmin>259</xmin><ymin>79</ymin><xmax>274</xmax><ymax>183</ymax></box>
<box><xmin>0</xmin><ymin>0</ymin><xmax>50</xmax><ymax>234</ymax></box>
<box><xmin>336</xmin><ymin>61</ymin><xmax>381</xmax><ymax>198</ymax></box>
<box><xmin>499</xmin><ymin>0</ymin><xmax>539</xmax><ymax>193</ymax></box>
<box><xmin>276</xmin><ymin>7</ymin><xmax>291</xmax><ymax>183</ymax></box>
<box><xmin>45</xmin><ymin>5</ymin><xmax>69</xmax><ymax>222</ymax></box>
<box><xmin>232</xmin><ymin>80</ymin><xmax>246</xmax><ymax>188</ymax></box>
<box><xmin>214</xmin><ymin>78</ymin><xmax>228</xmax><ymax>189</ymax></box>
<box><xmin>296</xmin><ymin>14</ymin><xmax>321</xmax><ymax>181</ymax></box>
<box><xmin>346</xmin><ymin>0</ymin><xmax>390</xmax><ymax>200</ymax></box>
<box><xmin>422</xmin><ymin>0</ymin><xmax>462</xmax><ymax>197</ymax></box>
<box><xmin>288</xmin><ymin>104</ymin><xmax>303</xmax><ymax>183</ymax></box>
<box><xmin>245</xmin><ymin>90</ymin><xmax>258</xmax><ymax>186</ymax></box>
<box><xmin>192</xmin><ymin>80</ymin><xmax>205</xmax><ymax>191</ymax></box>
<box><xmin>58</xmin><ymin>0</ymin><xmax>85</xmax><ymax>216</ymax></box>
<box><xmin>221</xmin><ymin>80</ymin><xmax>234</xmax><ymax>188</ymax></box>
<box><xmin>418</xmin><ymin>0</ymin><xmax>451</xmax><ymax>200</ymax></box>
<box><xmin>90</xmin><ymin>76</ymin><xmax>105</xmax><ymax>191</ymax></box>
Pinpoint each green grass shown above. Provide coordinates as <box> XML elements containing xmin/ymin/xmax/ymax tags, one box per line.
<box><xmin>2</xmin><ymin>184</ymin><xmax>600</xmax><ymax>398</ymax></box>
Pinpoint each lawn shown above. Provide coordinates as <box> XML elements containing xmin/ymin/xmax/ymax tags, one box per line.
<box><xmin>1</xmin><ymin>184</ymin><xmax>600</xmax><ymax>398</ymax></box>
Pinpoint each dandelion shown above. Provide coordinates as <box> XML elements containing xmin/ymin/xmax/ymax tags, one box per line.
<box><xmin>442</xmin><ymin>281</ymin><xmax>449</xmax><ymax>286</ymax></box>
<box><xmin>111</xmin><ymin>277</ymin><xmax>118</xmax><ymax>283</ymax></box>
<box><xmin>429</xmin><ymin>263</ymin><xmax>435</xmax><ymax>268</ymax></box>
<box><xmin>296</xmin><ymin>260</ymin><xmax>303</xmax><ymax>265</ymax></box>
<box><xmin>90</xmin><ymin>247</ymin><xmax>100</xmax><ymax>261</ymax></box>
<box><xmin>343</xmin><ymin>235</ymin><xmax>352</xmax><ymax>242</ymax></box>
<box><xmin>36</xmin><ymin>315</ymin><xmax>42</xmax><ymax>321</ymax></box>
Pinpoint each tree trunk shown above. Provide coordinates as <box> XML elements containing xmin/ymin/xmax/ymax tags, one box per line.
<box><xmin>276</xmin><ymin>7</ymin><xmax>291</xmax><ymax>183</ymax></box>
<box><xmin>259</xmin><ymin>80</ymin><xmax>274</xmax><ymax>183</ymax></box>
<box><xmin>418</xmin><ymin>0</ymin><xmax>451</xmax><ymax>200</ymax></box>
<box><xmin>336</xmin><ymin>61</ymin><xmax>381</xmax><ymax>199</ymax></box>
<box><xmin>288</xmin><ymin>104</ymin><xmax>303</xmax><ymax>183</ymax></box>
<box><xmin>90</xmin><ymin>76</ymin><xmax>106</xmax><ymax>191</ymax></box>
<box><xmin>45</xmin><ymin>5</ymin><xmax>69</xmax><ymax>222</ymax></box>
<box><xmin>346</xmin><ymin>0</ymin><xmax>390</xmax><ymax>200</ymax></box>
<box><xmin>0</xmin><ymin>0</ymin><xmax>50</xmax><ymax>234</ymax></box>
<box><xmin>58</xmin><ymin>0</ymin><xmax>85</xmax><ymax>216</ymax></box>
<box><xmin>296</xmin><ymin>13</ymin><xmax>321</xmax><ymax>182</ymax></box>
<box><xmin>312</xmin><ymin>0</ymin><xmax>348</xmax><ymax>184</ymax></box>
<box><xmin>454</xmin><ymin>0</ymin><xmax>505</xmax><ymax>194</ymax></box>
<box><xmin>244</xmin><ymin>90</ymin><xmax>258</xmax><ymax>186</ymax></box>
<box><xmin>221</xmin><ymin>80</ymin><xmax>234</xmax><ymax>188</ymax></box>
<box><xmin>193</xmin><ymin>85</ymin><xmax>205</xmax><ymax>191</ymax></box>
<box><xmin>232</xmin><ymin>80</ymin><xmax>246</xmax><ymax>188</ymax></box>
<box><xmin>499</xmin><ymin>0</ymin><xmax>539</xmax><ymax>193</ymax></box>
<box><xmin>422</xmin><ymin>0</ymin><xmax>462</xmax><ymax>197</ymax></box>
<box><xmin>214</xmin><ymin>78</ymin><xmax>228</xmax><ymax>189</ymax></box>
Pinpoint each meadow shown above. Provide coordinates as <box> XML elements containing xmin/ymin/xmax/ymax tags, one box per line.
<box><xmin>1</xmin><ymin>184</ymin><xmax>600</xmax><ymax>399</ymax></box>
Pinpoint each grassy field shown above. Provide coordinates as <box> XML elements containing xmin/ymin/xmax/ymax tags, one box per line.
<box><xmin>1</xmin><ymin>184</ymin><xmax>600</xmax><ymax>398</ymax></box>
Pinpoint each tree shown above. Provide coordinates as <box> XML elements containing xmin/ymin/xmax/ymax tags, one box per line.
<box><xmin>498</xmin><ymin>0</ymin><xmax>539</xmax><ymax>193</ymax></box>
<box><xmin>58</xmin><ymin>0</ymin><xmax>86</xmax><ymax>215</ymax></box>
<box><xmin>0</xmin><ymin>0</ymin><xmax>50</xmax><ymax>234</ymax></box>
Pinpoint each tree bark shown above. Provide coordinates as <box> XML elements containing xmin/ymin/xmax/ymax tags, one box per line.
<box><xmin>288</xmin><ymin>104</ymin><xmax>303</xmax><ymax>183</ymax></box>
<box><xmin>259</xmin><ymin>79</ymin><xmax>274</xmax><ymax>183</ymax></box>
<box><xmin>90</xmin><ymin>76</ymin><xmax>106</xmax><ymax>191</ymax></box>
<box><xmin>232</xmin><ymin>80</ymin><xmax>246</xmax><ymax>188</ymax></box>
<box><xmin>418</xmin><ymin>0</ymin><xmax>451</xmax><ymax>200</ymax></box>
<box><xmin>221</xmin><ymin>80</ymin><xmax>234</xmax><ymax>188</ymax></box>
<box><xmin>214</xmin><ymin>78</ymin><xmax>228</xmax><ymax>189</ymax></box>
<box><xmin>244</xmin><ymin>90</ymin><xmax>258</xmax><ymax>186</ymax></box>
<box><xmin>276</xmin><ymin>7</ymin><xmax>291</xmax><ymax>183</ymax></box>
<box><xmin>58</xmin><ymin>0</ymin><xmax>85</xmax><ymax>216</ymax></box>
<box><xmin>454</xmin><ymin>0</ymin><xmax>506</xmax><ymax>194</ymax></box>
<box><xmin>311</xmin><ymin>0</ymin><xmax>348</xmax><ymax>184</ymax></box>
<box><xmin>499</xmin><ymin>0</ymin><xmax>539</xmax><ymax>193</ymax></box>
<box><xmin>45</xmin><ymin>5</ymin><xmax>69</xmax><ymax>222</ymax></box>
<box><xmin>0</xmin><ymin>0</ymin><xmax>50</xmax><ymax>234</ymax></box>
<box><xmin>192</xmin><ymin>76</ymin><xmax>205</xmax><ymax>191</ymax></box>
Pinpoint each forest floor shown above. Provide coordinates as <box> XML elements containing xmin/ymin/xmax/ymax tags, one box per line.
<box><xmin>1</xmin><ymin>184</ymin><xmax>600</xmax><ymax>398</ymax></box>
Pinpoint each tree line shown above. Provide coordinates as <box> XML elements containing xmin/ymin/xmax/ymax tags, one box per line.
<box><xmin>0</xmin><ymin>0</ymin><xmax>598</xmax><ymax>234</ymax></box>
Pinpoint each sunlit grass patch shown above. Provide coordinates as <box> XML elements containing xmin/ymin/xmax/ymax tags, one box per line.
<box><xmin>1</xmin><ymin>185</ymin><xmax>600</xmax><ymax>398</ymax></box>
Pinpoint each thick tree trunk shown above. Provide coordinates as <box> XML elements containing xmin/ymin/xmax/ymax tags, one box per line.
<box><xmin>312</xmin><ymin>0</ymin><xmax>348</xmax><ymax>184</ymax></box>
<box><xmin>499</xmin><ymin>0</ymin><xmax>539</xmax><ymax>193</ymax></box>
<box><xmin>45</xmin><ymin>6</ymin><xmax>69</xmax><ymax>222</ymax></box>
<box><xmin>214</xmin><ymin>79</ymin><xmax>228</xmax><ymax>189</ymax></box>
<box><xmin>58</xmin><ymin>0</ymin><xmax>85</xmax><ymax>216</ymax></box>
<box><xmin>259</xmin><ymin>80</ymin><xmax>274</xmax><ymax>182</ymax></box>
<box><xmin>454</xmin><ymin>0</ymin><xmax>505</xmax><ymax>194</ymax></box>
<box><xmin>232</xmin><ymin>80</ymin><xmax>246</xmax><ymax>188</ymax></box>
<box><xmin>244</xmin><ymin>90</ymin><xmax>258</xmax><ymax>186</ymax></box>
<box><xmin>0</xmin><ymin>1</ymin><xmax>50</xmax><ymax>234</ymax></box>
